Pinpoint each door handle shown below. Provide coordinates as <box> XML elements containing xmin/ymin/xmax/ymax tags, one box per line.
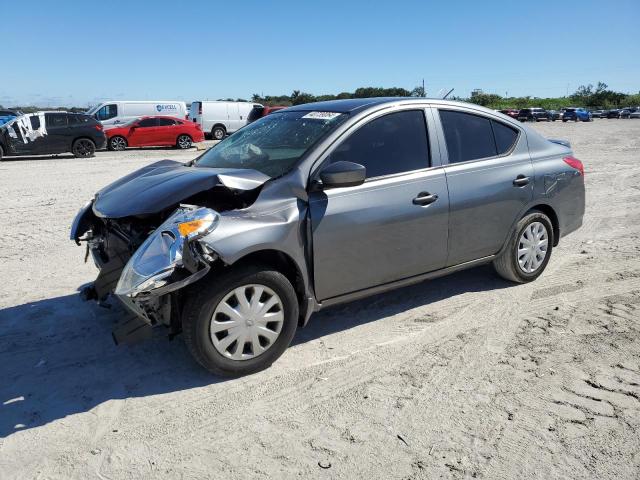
<box><xmin>413</xmin><ymin>192</ymin><xmax>438</xmax><ymax>206</ymax></box>
<box><xmin>513</xmin><ymin>175</ymin><xmax>530</xmax><ymax>187</ymax></box>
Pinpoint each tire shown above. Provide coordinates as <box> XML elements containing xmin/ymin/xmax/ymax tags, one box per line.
<box><xmin>562</xmin><ymin>119</ymin><xmax>567</xmax><ymax>123</ymax></box>
<box><xmin>176</xmin><ymin>134</ymin><xmax>192</xmax><ymax>149</ymax></box>
<box><xmin>493</xmin><ymin>211</ymin><xmax>554</xmax><ymax>283</ymax></box>
<box><xmin>182</xmin><ymin>265</ymin><xmax>299</xmax><ymax>376</ymax></box>
<box><xmin>108</xmin><ymin>136</ymin><xmax>127</xmax><ymax>151</ymax></box>
<box><xmin>212</xmin><ymin>126</ymin><xmax>226</xmax><ymax>140</ymax></box>
<box><xmin>72</xmin><ymin>138</ymin><xmax>96</xmax><ymax>158</ymax></box>
<box><xmin>0</xmin><ymin>144</ymin><xmax>4</xmax><ymax>161</ymax></box>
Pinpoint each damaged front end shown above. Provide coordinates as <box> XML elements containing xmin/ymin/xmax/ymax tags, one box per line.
<box><xmin>113</xmin><ymin>206</ymin><xmax>219</xmax><ymax>324</ymax></box>
<box><xmin>70</xmin><ymin>160</ymin><xmax>272</xmax><ymax>340</ymax></box>
<box><xmin>72</xmin><ymin>204</ymin><xmax>219</xmax><ymax>331</ymax></box>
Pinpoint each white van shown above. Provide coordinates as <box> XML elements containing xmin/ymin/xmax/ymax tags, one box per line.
<box><xmin>189</xmin><ymin>101</ymin><xmax>262</xmax><ymax>139</ymax></box>
<box><xmin>86</xmin><ymin>101</ymin><xmax>188</xmax><ymax>126</ymax></box>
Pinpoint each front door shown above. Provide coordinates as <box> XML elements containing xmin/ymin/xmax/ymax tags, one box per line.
<box><xmin>127</xmin><ymin>117</ymin><xmax>160</xmax><ymax>146</ymax></box>
<box><xmin>310</xmin><ymin>109</ymin><xmax>449</xmax><ymax>301</ymax></box>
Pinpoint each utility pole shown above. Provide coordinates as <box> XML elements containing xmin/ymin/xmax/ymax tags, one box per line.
<box><xmin>422</xmin><ymin>78</ymin><xmax>425</xmax><ymax>97</ymax></box>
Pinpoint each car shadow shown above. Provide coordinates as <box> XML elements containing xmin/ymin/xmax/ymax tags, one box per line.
<box><xmin>1</xmin><ymin>154</ymin><xmax>77</xmax><ymax>161</ymax></box>
<box><xmin>0</xmin><ymin>265</ymin><xmax>509</xmax><ymax>438</ymax></box>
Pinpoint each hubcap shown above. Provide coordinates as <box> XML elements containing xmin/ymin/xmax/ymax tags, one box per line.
<box><xmin>214</xmin><ymin>129</ymin><xmax>224</xmax><ymax>139</ymax></box>
<box><xmin>112</xmin><ymin>137</ymin><xmax>126</xmax><ymax>150</ymax></box>
<box><xmin>210</xmin><ymin>284</ymin><xmax>284</xmax><ymax>361</ymax></box>
<box><xmin>517</xmin><ymin>221</ymin><xmax>548</xmax><ymax>273</ymax></box>
<box><xmin>76</xmin><ymin>140</ymin><xmax>93</xmax><ymax>156</ymax></box>
<box><xmin>178</xmin><ymin>135</ymin><xmax>191</xmax><ymax>148</ymax></box>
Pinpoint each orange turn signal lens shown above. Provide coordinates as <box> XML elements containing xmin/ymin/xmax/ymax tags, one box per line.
<box><xmin>177</xmin><ymin>219</ymin><xmax>209</xmax><ymax>237</ymax></box>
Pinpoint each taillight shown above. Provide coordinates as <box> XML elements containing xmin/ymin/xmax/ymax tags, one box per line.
<box><xmin>563</xmin><ymin>156</ymin><xmax>584</xmax><ymax>176</ymax></box>
<box><xmin>94</xmin><ymin>124</ymin><xmax>103</xmax><ymax>131</ymax></box>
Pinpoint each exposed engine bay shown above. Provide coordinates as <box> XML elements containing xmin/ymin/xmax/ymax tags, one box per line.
<box><xmin>71</xmin><ymin>160</ymin><xmax>272</xmax><ymax>333</ymax></box>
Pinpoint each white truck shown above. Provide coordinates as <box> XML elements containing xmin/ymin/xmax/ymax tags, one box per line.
<box><xmin>189</xmin><ymin>101</ymin><xmax>262</xmax><ymax>139</ymax></box>
<box><xmin>86</xmin><ymin>101</ymin><xmax>188</xmax><ymax>126</ymax></box>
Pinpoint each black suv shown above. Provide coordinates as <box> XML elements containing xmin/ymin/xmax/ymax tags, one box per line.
<box><xmin>0</xmin><ymin>111</ymin><xmax>106</xmax><ymax>160</ymax></box>
<box><xmin>517</xmin><ymin>108</ymin><xmax>551</xmax><ymax>122</ymax></box>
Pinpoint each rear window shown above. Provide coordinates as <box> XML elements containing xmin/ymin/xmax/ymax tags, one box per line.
<box><xmin>158</xmin><ymin>118</ymin><xmax>176</xmax><ymax>126</ymax></box>
<box><xmin>440</xmin><ymin>110</ymin><xmax>496</xmax><ymax>163</ymax></box>
<box><xmin>247</xmin><ymin>106</ymin><xmax>264</xmax><ymax>123</ymax></box>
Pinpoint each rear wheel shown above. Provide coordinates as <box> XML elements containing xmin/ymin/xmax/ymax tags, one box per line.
<box><xmin>72</xmin><ymin>138</ymin><xmax>96</xmax><ymax>158</ymax></box>
<box><xmin>182</xmin><ymin>265</ymin><xmax>299</xmax><ymax>376</ymax></box>
<box><xmin>493</xmin><ymin>211</ymin><xmax>553</xmax><ymax>283</ymax></box>
<box><xmin>176</xmin><ymin>134</ymin><xmax>192</xmax><ymax>149</ymax></box>
<box><xmin>108</xmin><ymin>136</ymin><xmax>127</xmax><ymax>151</ymax></box>
<box><xmin>0</xmin><ymin>144</ymin><xmax>4</xmax><ymax>161</ymax></box>
<box><xmin>212</xmin><ymin>126</ymin><xmax>226</xmax><ymax>140</ymax></box>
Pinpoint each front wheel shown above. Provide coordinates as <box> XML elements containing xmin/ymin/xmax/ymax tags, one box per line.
<box><xmin>72</xmin><ymin>138</ymin><xmax>96</xmax><ymax>158</ymax></box>
<box><xmin>182</xmin><ymin>266</ymin><xmax>299</xmax><ymax>376</ymax></box>
<box><xmin>108</xmin><ymin>136</ymin><xmax>127</xmax><ymax>151</ymax></box>
<box><xmin>176</xmin><ymin>134</ymin><xmax>192</xmax><ymax>149</ymax></box>
<box><xmin>493</xmin><ymin>211</ymin><xmax>553</xmax><ymax>283</ymax></box>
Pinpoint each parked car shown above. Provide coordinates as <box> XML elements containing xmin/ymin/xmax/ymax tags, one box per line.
<box><xmin>630</xmin><ymin>110</ymin><xmax>640</xmax><ymax>119</ymax></box>
<box><xmin>548</xmin><ymin>110</ymin><xmax>561</xmax><ymax>121</ymax></box>
<box><xmin>498</xmin><ymin>109</ymin><xmax>519</xmax><ymax>119</ymax></box>
<box><xmin>70</xmin><ymin>98</ymin><xmax>585</xmax><ymax>376</ymax></box>
<box><xmin>618</xmin><ymin>109</ymin><xmax>632</xmax><ymax>119</ymax></box>
<box><xmin>605</xmin><ymin>109</ymin><xmax>622</xmax><ymax>118</ymax></box>
<box><xmin>86</xmin><ymin>101</ymin><xmax>188</xmax><ymax>126</ymax></box>
<box><xmin>105</xmin><ymin>116</ymin><xmax>204</xmax><ymax>151</ymax></box>
<box><xmin>517</xmin><ymin>107</ymin><xmax>551</xmax><ymax>122</ymax></box>
<box><xmin>589</xmin><ymin>110</ymin><xmax>606</xmax><ymax>118</ymax></box>
<box><xmin>0</xmin><ymin>111</ymin><xmax>106</xmax><ymax>160</ymax></box>
<box><xmin>562</xmin><ymin>108</ymin><xmax>592</xmax><ymax>122</ymax></box>
<box><xmin>0</xmin><ymin>109</ymin><xmax>18</xmax><ymax>125</ymax></box>
<box><xmin>189</xmin><ymin>101</ymin><xmax>262</xmax><ymax>140</ymax></box>
<box><xmin>247</xmin><ymin>105</ymin><xmax>289</xmax><ymax>124</ymax></box>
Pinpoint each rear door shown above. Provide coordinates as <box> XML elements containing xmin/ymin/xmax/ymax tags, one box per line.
<box><xmin>436</xmin><ymin>108</ymin><xmax>533</xmax><ymax>265</ymax></box>
<box><xmin>44</xmin><ymin>113</ymin><xmax>69</xmax><ymax>153</ymax></box>
<box><xmin>310</xmin><ymin>108</ymin><xmax>449</xmax><ymax>300</ymax></box>
<box><xmin>157</xmin><ymin>117</ymin><xmax>178</xmax><ymax>145</ymax></box>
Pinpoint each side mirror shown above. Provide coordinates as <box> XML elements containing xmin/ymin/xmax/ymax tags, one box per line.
<box><xmin>319</xmin><ymin>161</ymin><xmax>366</xmax><ymax>189</ymax></box>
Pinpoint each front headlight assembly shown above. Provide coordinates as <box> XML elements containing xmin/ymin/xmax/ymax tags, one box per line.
<box><xmin>115</xmin><ymin>206</ymin><xmax>219</xmax><ymax>298</ymax></box>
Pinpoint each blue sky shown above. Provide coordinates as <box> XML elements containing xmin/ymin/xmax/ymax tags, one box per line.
<box><xmin>1</xmin><ymin>0</ymin><xmax>638</xmax><ymax>107</ymax></box>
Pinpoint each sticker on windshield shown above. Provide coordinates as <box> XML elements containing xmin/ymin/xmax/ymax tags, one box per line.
<box><xmin>301</xmin><ymin>111</ymin><xmax>342</xmax><ymax>120</ymax></box>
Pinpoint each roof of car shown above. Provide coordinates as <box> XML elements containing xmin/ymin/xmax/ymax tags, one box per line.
<box><xmin>283</xmin><ymin>97</ymin><xmax>509</xmax><ymax>114</ymax></box>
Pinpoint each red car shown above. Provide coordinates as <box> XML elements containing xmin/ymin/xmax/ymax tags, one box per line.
<box><xmin>105</xmin><ymin>116</ymin><xmax>204</xmax><ymax>151</ymax></box>
<box><xmin>498</xmin><ymin>109</ymin><xmax>520</xmax><ymax>119</ymax></box>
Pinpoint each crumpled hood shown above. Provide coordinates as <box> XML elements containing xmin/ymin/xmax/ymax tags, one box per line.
<box><xmin>93</xmin><ymin>160</ymin><xmax>270</xmax><ymax>218</ymax></box>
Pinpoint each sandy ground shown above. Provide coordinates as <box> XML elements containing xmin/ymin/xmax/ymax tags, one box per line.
<box><xmin>1</xmin><ymin>120</ymin><xmax>639</xmax><ymax>479</ymax></box>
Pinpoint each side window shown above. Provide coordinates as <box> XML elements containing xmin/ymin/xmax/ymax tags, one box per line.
<box><xmin>68</xmin><ymin>115</ymin><xmax>80</xmax><ymax>125</ymax></box>
<box><xmin>96</xmin><ymin>104</ymin><xmax>117</xmax><ymax>121</ymax></box>
<box><xmin>157</xmin><ymin>118</ymin><xmax>176</xmax><ymax>126</ymax></box>
<box><xmin>491</xmin><ymin>121</ymin><xmax>518</xmax><ymax>154</ymax></box>
<box><xmin>329</xmin><ymin>110</ymin><xmax>429</xmax><ymax>178</ymax></box>
<box><xmin>45</xmin><ymin>113</ymin><xmax>67</xmax><ymax>128</ymax></box>
<box><xmin>138</xmin><ymin>118</ymin><xmax>158</xmax><ymax>127</ymax></box>
<box><xmin>439</xmin><ymin>110</ymin><xmax>497</xmax><ymax>164</ymax></box>
<box><xmin>30</xmin><ymin>115</ymin><xmax>41</xmax><ymax>130</ymax></box>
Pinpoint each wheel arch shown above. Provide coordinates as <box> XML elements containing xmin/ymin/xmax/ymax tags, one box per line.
<box><xmin>211</xmin><ymin>123</ymin><xmax>227</xmax><ymax>134</ymax></box>
<box><xmin>524</xmin><ymin>204</ymin><xmax>560</xmax><ymax>246</ymax></box>
<box><xmin>222</xmin><ymin>248</ymin><xmax>311</xmax><ymax>326</ymax></box>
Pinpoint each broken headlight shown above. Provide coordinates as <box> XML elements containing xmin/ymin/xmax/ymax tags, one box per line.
<box><xmin>115</xmin><ymin>207</ymin><xmax>218</xmax><ymax>298</ymax></box>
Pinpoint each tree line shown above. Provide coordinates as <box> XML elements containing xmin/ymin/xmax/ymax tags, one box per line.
<box><xmin>3</xmin><ymin>82</ymin><xmax>638</xmax><ymax>112</ymax></box>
